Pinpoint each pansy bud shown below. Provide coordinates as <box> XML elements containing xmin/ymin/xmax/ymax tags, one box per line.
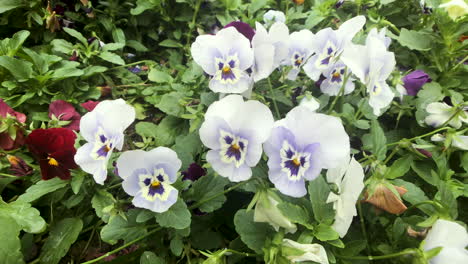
<box><xmin>402</xmin><ymin>70</ymin><xmax>432</xmax><ymax>96</ymax></box>
<box><xmin>281</xmin><ymin>239</ymin><xmax>329</xmax><ymax>264</ymax></box>
<box><xmin>439</xmin><ymin>0</ymin><xmax>468</xmax><ymax>20</ymax></box>
<box><xmin>69</xmin><ymin>50</ymin><xmax>79</xmax><ymax>61</ymax></box>
<box><xmin>7</xmin><ymin>155</ymin><xmax>33</xmax><ymax>177</ymax></box>
<box><xmin>0</xmin><ymin>99</ymin><xmax>26</xmax><ymax>151</ymax></box>
<box><xmin>263</xmin><ymin>10</ymin><xmax>286</xmax><ymax>25</ymax></box>
<box><xmin>364</xmin><ymin>182</ymin><xmax>408</xmax><ymax>214</ymax></box>
<box><xmin>254</xmin><ymin>190</ymin><xmax>297</xmax><ymax>234</ymax></box>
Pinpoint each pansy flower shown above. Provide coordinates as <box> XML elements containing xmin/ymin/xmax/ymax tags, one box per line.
<box><xmin>402</xmin><ymin>69</ymin><xmax>432</xmax><ymax>96</ymax></box>
<box><xmin>49</xmin><ymin>100</ymin><xmax>81</xmax><ymax>131</ymax></box>
<box><xmin>75</xmin><ymin>99</ymin><xmax>136</xmax><ymax>184</ymax></box>
<box><xmin>319</xmin><ymin>63</ymin><xmax>355</xmax><ymax>96</ymax></box>
<box><xmin>425</xmin><ymin>102</ymin><xmax>468</xmax><ymax>129</ymax></box>
<box><xmin>263</xmin><ymin>10</ymin><xmax>286</xmax><ymax>25</ymax></box>
<box><xmin>26</xmin><ymin>128</ymin><xmax>78</xmax><ymax>180</ymax></box>
<box><xmin>326</xmin><ymin>157</ymin><xmax>364</xmax><ymax>237</ymax></box>
<box><xmin>224</xmin><ymin>21</ymin><xmax>256</xmax><ymax>42</ymax></box>
<box><xmin>423</xmin><ymin>219</ymin><xmax>468</xmax><ymax>264</ymax></box>
<box><xmin>303</xmin><ymin>16</ymin><xmax>366</xmax><ymax>81</ymax></box>
<box><xmin>281</xmin><ymin>239</ymin><xmax>329</xmax><ymax>264</ymax></box>
<box><xmin>341</xmin><ymin>31</ymin><xmax>396</xmax><ymax>116</ymax></box>
<box><xmin>254</xmin><ymin>189</ymin><xmax>297</xmax><ymax>234</ymax></box>
<box><xmin>263</xmin><ymin>106</ymin><xmax>350</xmax><ymax>197</ymax></box>
<box><xmin>252</xmin><ymin>22</ymin><xmax>290</xmax><ymax>82</ymax></box>
<box><xmin>283</xmin><ymin>29</ymin><xmax>315</xmax><ymax>80</ymax></box>
<box><xmin>81</xmin><ymin>100</ymin><xmax>100</xmax><ymax>112</ymax></box>
<box><xmin>199</xmin><ymin>95</ymin><xmax>274</xmax><ymax>182</ymax></box>
<box><xmin>116</xmin><ymin>148</ymin><xmax>181</xmax><ymax>213</ymax></box>
<box><xmin>191</xmin><ymin>27</ymin><xmax>254</xmax><ymax>93</ymax></box>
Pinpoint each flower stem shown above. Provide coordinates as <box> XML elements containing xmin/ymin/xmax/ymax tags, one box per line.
<box><xmin>357</xmin><ymin>202</ymin><xmax>372</xmax><ymax>261</ymax></box>
<box><xmin>267</xmin><ymin>78</ymin><xmax>281</xmax><ymax>120</ymax></box>
<box><xmin>336</xmin><ymin>249</ymin><xmax>417</xmax><ymax>261</ymax></box>
<box><xmin>327</xmin><ymin>69</ymin><xmax>349</xmax><ymax>114</ymax></box>
<box><xmin>0</xmin><ymin>172</ymin><xmax>19</xmax><ymax>178</ymax></box>
<box><xmin>226</xmin><ymin>249</ymin><xmax>259</xmax><ymax>257</ymax></box>
<box><xmin>188</xmin><ymin>181</ymin><xmax>248</xmax><ymax>210</ymax></box>
<box><xmin>186</xmin><ymin>0</ymin><xmax>202</xmax><ymax>50</ymax></box>
<box><xmin>108</xmin><ymin>60</ymin><xmax>153</xmax><ymax>71</ymax></box>
<box><xmin>387</xmin><ymin>127</ymin><xmax>450</xmax><ymax>147</ymax></box>
<box><xmin>80</xmin><ymin>227</ymin><xmax>163</xmax><ymax>264</ymax></box>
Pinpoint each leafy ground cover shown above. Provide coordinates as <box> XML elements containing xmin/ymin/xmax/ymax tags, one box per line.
<box><xmin>0</xmin><ymin>0</ymin><xmax>467</xmax><ymax>263</ymax></box>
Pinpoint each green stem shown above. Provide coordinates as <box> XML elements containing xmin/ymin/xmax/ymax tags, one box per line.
<box><xmin>226</xmin><ymin>249</ymin><xmax>259</xmax><ymax>257</ymax></box>
<box><xmin>383</xmin><ymin>146</ymin><xmax>399</xmax><ymax>165</ymax></box>
<box><xmin>0</xmin><ymin>172</ymin><xmax>19</xmax><ymax>178</ymax></box>
<box><xmin>108</xmin><ymin>60</ymin><xmax>153</xmax><ymax>71</ymax></box>
<box><xmin>387</xmin><ymin>127</ymin><xmax>450</xmax><ymax>147</ymax></box>
<box><xmin>451</xmin><ymin>54</ymin><xmax>468</xmax><ymax>71</ymax></box>
<box><xmin>105</xmin><ymin>182</ymin><xmax>122</xmax><ymax>190</ymax></box>
<box><xmin>380</xmin><ymin>19</ymin><xmax>400</xmax><ymax>34</ymax></box>
<box><xmin>188</xmin><ymin>181</ymin><xmax>248</xmax><ymax>210</ymax></box>
<box><xmin>440</xmin><ymin>106</ymin><xmax>464</xmax><ymax>127</ymax></box>
<box><xmin>336</xmin><ymin>249</ymin><xmax>417</xmax><ymax>261</ymax></box>
<box><xmin>327</xmin><ymin>69</ymin><xmax>349</xmax><ymax>114</ymax></box>
<box><xmin>267</xmin><ymin>78</ymin><xmax>281</xmax><ymax>120</ymax></box>
<box><xmin>81</xmin><ymin>227</ymin><xmax>163</xmax><ymax>264</ymax></box>
<box><xmin>186</xmin><ymin>0</ymin><xmax>202</xmax><ymax>50</ymax></box>
<box><xmin>357</xmin><ymin>202</ymin><xmax>372</xmax><ymax>261</ymax></box>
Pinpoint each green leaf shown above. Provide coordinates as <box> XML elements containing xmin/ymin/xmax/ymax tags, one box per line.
<box><xmin>156</xmin><ymin>92</ymin><xmax>183</xmax><ymax>116</ymax></box>
<box><xmin>159</xmin><ymin>39</ymin><xmax>183</xmax><ymax>48</ymax></box>
<box><xmin>249</xmin><ymin>0</ymin><xmax>268</xmax><ymax>14</ymax></box>
<box><xmin>170</xmin><ymin>236</ymin><xmax>184</xmax><ymax>256</ymax></box>
<box><xmin>370</xmin><ymin>119</ymin><xmax>387</xmax><ymax>160</ymax></box>
<box><xmin>148</xmin><ymin>68</ymin><xmax>173</xmax><ymax>83</ymax></box>
<box><xmin>173</xmin><ymin>132</ymin><xmax>203</xmax><ymax>168</ymax></box>
<box><xmin>101</xmin><ymin>209</ymin><xmax>148</xmax><ymax>245</ymax></box>
<box><xmin>91</xmin><ymin>190</ymin><xmax>116</xmax><ymax>223</ymax></box>
<box><xmin>7</xmin><ymin>30</ymin><xmax>30</xmax><ymax>56</ymax></box>
<box><xmin>63</xmin><ymin>27</ymin><xmax>88</xmax><ymax>45</ymax></box>
<box><xmin>71</xmin><ymin>173</ymin><xmax>85</xmax><ymax>194</ymax></box>
<box><xmin>135</xmin><ymin>121</ymin><xmax>158</xmax><ymax>138</ymax></box>
<box><xmin>186</xmin><ymin>174</ymin><xmax>229</xmax><ymax>213</ymax></box>
<box><xmin>234</xmin><ymin>209</ymin><xmax>274</xmax><ymax>254</ymax></box>
<box><xmin>112</xmin><ymin>28</ymin><xmax>126</xmax><ymax>44</ymax></box>
<box><xmin>155</xmin><ymin>198</ymin><xmax>191</xmax><ymax>229</ymax></box>
<box><xmin>17</xmin><ymin>178</ymin><xmax>68</xmax><ymax>203</ymax></box>
<box><xmin>39</xmin><ymin>218</ymin><xmax>83</xmax><ymax>264</ymax></box>
<box><xmin>51</xmin><ymin>39</ymin><xmax>74</xmax><ymax>54</ymax></box>
<box><xmin>0</xmin><ymin>200</ymin><xmax>46</xmax><ymax>234</ymax></box>
<box><xmin>392</xmin><ymin>179</ymin><xmax>435</xmax><ymax>215</ymax></box>
<box><xmin>0</xmin><ymin>215</ymin><xmax>24</xmax><ymax>264</ymax></box>
<box><xmin>305</xmin><ymin>9</ymin><xmax>325</xmax><ymax>28</ymax></box>
<box><xmin>99</xmin><ymin>51</ymin><xmax>125</xmax><ymax>65</ymax></box>
<box><xmin>126</xmin><ymin>40</ymin><xmax>149</xmax><ymax>52</ymax></box>
<box><xmin>398</xmin><ymin>29</ymin><xmax>432</xmax><ymax>51</ymax></box>
<box><xmin>0</xmin><ymin>56</ymin><xmax>33</xmax><ymax>81</ymax></box>
<box><xmin>277</xmin><ymin>202</ymin><xmax>313</xmax><ymax>229</ymax></box>
<box><xmin>0</xmin><ymin>0</ymin><xmax>24</xmax><ymax>14</ymax></box>
<box><xmin>308</xmin><ymin>175</ymin><xmax>334</xmax><ymax>224</ymax></box>
<box><xmin>140</xmin><ymin>251</ymin><xmax>165</xmax><ymax>264</ymax></box>
<box><xmin>102</xmin><ymin>43</ymin><xmax>125</xmax><ymax>51</ymax></box>
<box><xmin>314</xmin><ymin>223</ymin><xmax>340</xmax><ymax>241</ymax></box>
<box><xmin>411</xmin><ymin>160</ymin><xmax>438</xmax><ymax>186</ymax></box>
<box><xmin>385</xmin><ymin>156</ymin><xmax>412</xmax><ymax>179</ymax></box>
<box><xmin>82</xmin><ymin>65</ymin><xmax>108</xmax><ymax>77</ymax></box>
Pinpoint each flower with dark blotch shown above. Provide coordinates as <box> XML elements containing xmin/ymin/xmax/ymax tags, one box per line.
<box><xmin>117</xmin><ymin>147</ymin><xmax>181</xmax><ymax>212</ymax></box>
<box><xmin>182</xmin><ymin>163</ymin><xmax>206</xmax><ymax>181</ymax></box>
<box><xmin>49</xmin><ymin>100</ymin><xmax>81</xmax><ymax>131</ymax></box>
<box><xmin>402</xmin><ymin>70</ymin><xmax>432</xmax><ymax>96</ymax></box>
<box><xmin>7</xmin><ymin>155</ymin><xmax>33</xmax><ymax>177</ymax></box>
<box><xmin>0</xmin><ymin>99</ymin><xmax>26</xmax><ymax>151</ymax></box>
<box><xmin>224</xmin><ymin>21</ymin><xmax>256</xmax><ymax>42</ymax></box>
<box><xmin>81</xmin><ymin>101</ymin><xmax>100</xmax><ymax>112</ymax></box>
<box><xmin>26</xmin><ymin>128</ymin><xmax>78</xmax><ymax>180</ymax></box>
<box><xmin>69</xmin><ymin>50</ymin><xmax>79</xmax><ymax>61</ymax></box>
<box><xmin>75</xmin><ymin>99</ymin><xmax>135</xmax><ymax>184</ymax></box>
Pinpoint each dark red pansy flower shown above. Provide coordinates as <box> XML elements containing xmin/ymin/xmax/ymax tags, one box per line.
<box><xmin>26</xmin><ymin>128</ymin><xmax>78</xmax><ymax>180</ymax></box>
<box><xmin>49</xmin><ymin>100</ymin><xmax>81</xmax><ymax>131</ymax></box>
<box><xmin>81</xmin><ymin>100</ymin><xmax>100</xmax><ymax>112</ymax></box>
<box><xmin>0</xmin><ymin>99</ymin><xmax>26</xmax><ymax>151</ymax></box>
<box><xmin>7</xmin><ymin>155</ymin><xmax>33</xmax><ymax>177</ymax></box>
<box><xmin>224</xmin><ymin>21</ymin><xmax>255</xmax><ymax>42</ymax></box>
<box><xmin>182</xmin><ymin>163</ymin><xmax>206</xmax><ymax>181</ymax></box>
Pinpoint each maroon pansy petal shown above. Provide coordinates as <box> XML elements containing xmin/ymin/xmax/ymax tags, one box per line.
<box><xmin>224</xmin><ymin>21</ymin><xmax>255</xmax><ymax>42</ymax></box>
<box><xmin>81</xmin><ymin>100</ymin><xmax>100</xmax><ymax>112</ymax></box>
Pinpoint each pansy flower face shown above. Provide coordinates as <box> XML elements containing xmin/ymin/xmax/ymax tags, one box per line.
<box><xmin>26</xmin><ymin>128</ymin><xmax>78</xmax><ymax>180</ymax></box>
<box><xmin>191</xmin><ymin>27</ymin><xmax>254</xmax><ymax>93</ymax></box>
<box><xmin>75</xmin><ymin>99</ymin><xmax>135</xmax><ymax>185</ymax></box>
<box><xmin>264</xmin><ymin>106</ymin><xmax>350</xmax><ymax>197</ymax></box>
<box><xmin>341</xmin><ymin>33</ymin><xmax>395</xmax><ymax>116</ymax></box>
<box><xmin>303</xmin><ymin>16</ymin><xmax>366</xmax><ymax>81</ymax></box>
<box><xmin>283</xmin><ymin>29</ymin><xmax>315</xmax><ymax>80</ymax></box>
<box><xmin>117</xmin><ymin>148</ymin><xmax>181</xmax><ymax>213</ymax></box>
<box><xmin>319</xmin><ymin>63</ymin><xmax>355</xmax><ymax>96</ymax></box>
<box><xmin>199</xmin><ymin>95</ymin><xmax>274</xmax><ymax>182</ymax></box>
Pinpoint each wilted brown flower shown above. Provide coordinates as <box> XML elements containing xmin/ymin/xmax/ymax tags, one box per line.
<box><xmin>407</xmin><ymin>226</ymin><xmax>428</xmax><ymax>238</ymax></box>
<box><xmin>364</xmin><ymin>183</ymin><xmax>408</xmax><ymax>214</ymax></box>
<box><xmin>7</xmin><ymin>155</ymin><xmax>33</xmax><ymax>177</ymax></box>
<box><xmin>293</xmin><ymin>0</ymin><xmax>304</xmax><ymax>5</ymax></box>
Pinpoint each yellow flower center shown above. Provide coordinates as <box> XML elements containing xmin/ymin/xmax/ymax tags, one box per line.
<box><xmin>222</xmin><ymin>65</ymin><xmax>231</xmax><ymax>73</ymax></box>
<box><xmin>7</xmin><ymin>155</ymin><xmax>19</xmax><ymax>166</ymax></box>
<box><xmin>48</xmin><ymin>157</ymin><xmax>59</xmax><ymax>166</ymax></box>
<box><xmin>231</xmin><ymin>143</ymin><xmax>240</xmax><ymax>150</ymax></box>
<box><xmin>332</xmin><ymin>72</ymin><xmax>341</xmax><ymax>78</ymax></box>
<box><xmin>151</xmin><ymin>181</ymin><xmax>161</xmax><ymax>188</ymax></box>
<box><xmin>296</xmin><ymin>59</ymin><xmax>302</xmax><ymax>65</ymax></box>
<box><xmin>292</xmin><ymin>158</ymin><xmax>300</xmax><ymax>166</ymax></box>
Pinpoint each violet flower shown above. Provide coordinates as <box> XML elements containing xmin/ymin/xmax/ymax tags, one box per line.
<box><xmin>402</xmin><ymin>70</ymin><xmax>432</xmax><ymax>96</ymax></box>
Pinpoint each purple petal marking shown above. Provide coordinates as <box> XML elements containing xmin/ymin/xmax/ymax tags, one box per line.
<box><xmin>226</xmin><ymin>145</ymin><xmax>242</xmax><ymax>161</ymax></box>
<box><xmin>321</xmin><ymin>56</ymin><xmax>331</xmax><ymax>66</ymax></box>
<box><xmin>224</xmin><ymin>135</ymin><xmax>233</xmax><ymax>144</ymax></box>
<box><xmin>96</xmin><ymin>144</ymin><xmax>110</xmax><ymax>157</ymax></box>
<box><xmin>143</xmin><ymin>178</ymin><xmax>151</xmax><ymax>186</ymax></box>
<box><xmin>284</xmin><ymin>159</ymin><xmax>300</xmax><ymax>177</ymax></box>
<box><xmin>148</xmin><ymin>184</ymin><xmax>165</xmax><ymax>196</ymax></box>
<box><xmin>100</xmin><ymin>134</ymin><xmax>107</xmax><ymax>143</ymax></box>
<box><xmin>228</xmin><ymin>60</ymin><xmax>235</xmax><ymax>68</ymax></box>
<box><xmin>218</xmin><ymin>62</ymin><xmax>224</xmax><ymax>70</ymax></box>
<box><xmin>221</xmin><ymin>68</ymin><xmax>236</xmax><ymax>80</ymax></box>
<box><xmin>157</xmin><ymin>174</ymin><xmax>164</xmax><ymax>182</ymax></box>
<box><xmin>327</xmin><ymin>47</ymin><xmax>334</xmax><ymax>55</ymax></box>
